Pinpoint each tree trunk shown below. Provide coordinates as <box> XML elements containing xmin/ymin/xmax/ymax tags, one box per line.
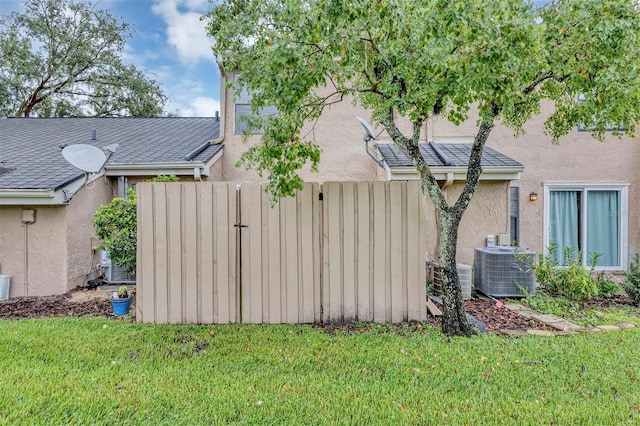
<box><xmin>382</xmin><ymin>113</ymin><xmax>496</xmax><ymax>336</ymax></box>
<box><xmin>438</xmin><ymin>212</ymin><xmax>477</xmax><ymax>336</ymax></box>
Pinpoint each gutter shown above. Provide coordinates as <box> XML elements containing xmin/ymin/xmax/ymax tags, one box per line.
<box><xmin>105</xmin><ymin>161</ymin><xmax>209</xmax><ymax>177</ymax></box>
<box><xmin>385</xmin><ymin>165</ymin><xmax>523</xmax><ymax>182</ymax></box>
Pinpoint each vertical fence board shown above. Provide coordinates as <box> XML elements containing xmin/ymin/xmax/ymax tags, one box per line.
<box><xmin>266</xmin><ymin>195</ymin><xmax>281</xmax><ymax>323</ymax></box>
<box><xmin>152</xmin><ymin>184</ymin><xmax>169</xmax><ymax>324</ymax></box>
<box><xmin>356</xmin><ymin>182</ymin><xmax>372</xmax><ymax>321</ymax></box>
<box><xmin>137</xmin><ymin>184</ymin><xmax>155</xmax><ymax>323</ymax></box>
<box><xmin>324</xmin><ymin>182</ymin><xmax>343</xmax><ymax>322</ymax></box>
<box><xmin>283</xmin><ymin>195</ymin><xmax>298</xmax><ymax>322</ymax></box>
<box><xmin>299</xmin><ymin>183</ymin><xmax>320</xmax><ymax>323</ymax></box>
<box><xmin>213</xmin><ymin>183</ymin><xmax>234</xmax><ymax>324</ymax></box>
<box><xmin>199</xmin><ymin>184</ymin><xmax>214</xmax><ymax>324</ymax></box>
<box><xmin>341</xmin><ymin>182</ymin><xmax>357</xmax><ymax>321</ymax></box>
<box><xmin>372</xmin><ymin>183</ymin><xmax>388</xmax><ymax>323</ymax></box>
<box><xmin>407</xmin><ymin>183</ymin><xmax>427</xmax><ymax>320</ymax></box>
<box><xmin>182</xmin><ymin>184</ymin><xmax>198</xmax><ymax>323</ymax></box>
<box><xmin>389</xmin><ymin>182</ymin><xmax>403</xmax><ymax>323</ymax></box>
<box><xmin>167</xmin><ymin>184</ymin><xmax>183</xmax><ymax>324</ymax></box>
<box><xmin>241</xmin><ymin>184</ymin><xmax>262</xmax><ymax>323</ymax></box>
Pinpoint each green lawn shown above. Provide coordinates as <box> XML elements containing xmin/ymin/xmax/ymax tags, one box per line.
<box><xmin>1</xmin><ymin>318</ymin><xmax>639</xmax><ymax>425</ymax></box>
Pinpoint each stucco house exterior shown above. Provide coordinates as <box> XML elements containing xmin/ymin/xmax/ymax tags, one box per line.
<box><xmin>216</xmin><ymin>59</ymin><xmax>639</xmax><ymax>272</ymax></box>
<box><xmin>0</xmin><ymin>117</ymin><xmax>222</xmax><ymax>297</ymax></box>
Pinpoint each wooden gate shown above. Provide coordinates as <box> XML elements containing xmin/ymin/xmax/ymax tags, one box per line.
<box><xmin>137</xmin><ymin>181</ymin><xmax>427</xmax><ymax>324</ymax></box>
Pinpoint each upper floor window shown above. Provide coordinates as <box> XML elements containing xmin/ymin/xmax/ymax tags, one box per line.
<box><xmin>577</xmin><ymin>95</ymin><xmax>626</xmax><ymax>132</ymax></box>
<box><xmin>234</xmin><ymin>73</ymin><xmax>278</xmax><ymax>134</ymax></box>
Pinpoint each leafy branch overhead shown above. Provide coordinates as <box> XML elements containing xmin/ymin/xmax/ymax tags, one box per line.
<box><xmin>0</xmin><ymin>0</ymin><xmax>168</xmax><ymax>117</ymax></box>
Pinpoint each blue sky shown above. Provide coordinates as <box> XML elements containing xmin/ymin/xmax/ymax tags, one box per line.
<box><xmin>0</xmin><ymin>0</ymin><xmax>220</xmax><ymax>117</ymax></box>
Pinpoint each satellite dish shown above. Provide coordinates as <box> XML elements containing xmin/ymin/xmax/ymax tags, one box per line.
<box><xmin>62</xmin><ymin>144</ymin><xmax>107</xmax><ymax>173</ymax></box>
<box><xmin>357</xmin><ymin>117</ymin><xmax>377</xmax><ymax>141</ymax></box>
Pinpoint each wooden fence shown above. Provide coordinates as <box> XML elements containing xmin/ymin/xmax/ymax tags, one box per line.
<box><xmin>136</xmin><ymin>181</ymin><xmax>427</xmax><ymax>324</ymax></box>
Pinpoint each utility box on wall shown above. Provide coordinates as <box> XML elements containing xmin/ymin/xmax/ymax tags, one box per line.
<box><xmin>0</xmin><ymin>275</ymin><xmax>10</xmax><ymax>300</ymax></box>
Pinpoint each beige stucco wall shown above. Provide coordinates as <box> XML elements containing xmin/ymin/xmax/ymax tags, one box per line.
<box><xmin>219</xmin><ymin>70</ymin><xmax>396</xmax><ymax>183</ymax></box>
<box><xmin>431</xmin><ymin>104</ymin><xmax>640</xmax><ymax>265</ymax></box>
<box><xmin>0</xmin><ymin>205</ymin><xmax>68</xmax><ymax>296</ymax></box>
<box><xmin>0</xmin><ymin>176</ymin><xmax>113</xmax><ymax>297</ymax></box>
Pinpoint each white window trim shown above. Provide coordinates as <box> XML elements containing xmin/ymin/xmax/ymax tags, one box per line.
<box><xmin>543</xmin><ymin>182</ymin><xmax>629</xmax><ymax>271</ymax></box>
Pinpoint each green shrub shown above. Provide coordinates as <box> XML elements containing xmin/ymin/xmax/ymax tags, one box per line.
<box><xmin>148</xmin><ymin>174</ymin><xmax>179</xmax><ymax>182</ymax></box>
<box><xmin>534</xmin><ymin>244</ymin><xmax>619</xmax><ymax>300</ymax></box>
<box><xmin>622</xmin><ymin>254</ymin><xmax>640</xmax><ymax>306</ymax></box>
<box><xmin>93</xmin><ymin>188</ymin><xmax>137</xmax><ymax>274</ymax></box>
<box><xmin>92</xmin><ymin>175</ymin><xmax>178</xmax><ymax>274</ymax></box>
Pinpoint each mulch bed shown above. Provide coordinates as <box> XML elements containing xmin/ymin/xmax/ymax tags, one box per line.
<box><xmin>0</xmin><ymin>292</ymin><xmax>113</xmax><ymax>320</ymax></box>
<box><xmin>464</xmin><ymin>298</ymin><xmax>549</xmax><ymax>334</ymax></box>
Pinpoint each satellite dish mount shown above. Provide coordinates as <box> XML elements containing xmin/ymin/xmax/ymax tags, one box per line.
<box><xmin>356</xmin><ymin>117</ymin><xmax>385</xmax><ymax>168</ymax></box>
<box><xmin>60</xmin><ymin>143</ymin><xmax>118</xmax><ymax>202</ymax></box>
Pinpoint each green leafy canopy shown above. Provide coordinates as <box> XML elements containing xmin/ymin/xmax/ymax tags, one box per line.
<box><xmin>0</xmin><ymin>0</ymin><xmax>168</xmax><ymax>117</ymax></box>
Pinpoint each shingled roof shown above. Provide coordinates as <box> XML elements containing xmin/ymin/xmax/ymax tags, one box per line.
<box><xmin>375</xmin><ymin>142</ymin><xmax>523</xmax><ymax>180</ymax></box>
<box><xmin>0</xmin><ymin>117</ymin><xmax>222</xmax><ymax>190</ymax></box>
<box><xmin>376</xmin><ymin>142</ymin><xmax>522</xmax><ymax>168</ymax></box>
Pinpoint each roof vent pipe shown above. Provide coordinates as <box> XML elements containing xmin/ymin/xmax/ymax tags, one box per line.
<box><xmin>91</xmin><ymin>129</ymin><xmax>97</xmax><ymax>140</ymax></box>
<box><xmin>215</xmin><ymin>111</ymin><xmax>219</xmax><ymax>121</ymax></box>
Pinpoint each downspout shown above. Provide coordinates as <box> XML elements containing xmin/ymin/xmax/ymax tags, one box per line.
<box><xmin>21</xmin><ymin>209</ymin><xmax>36</xmax><ymax>296</ymax></box>
<box><xmin>211</xmin><ymin>57</ymin><xmax>227</xmax><ymax>146</ymax></box>
<box><xmin>442</xmin><ymin>172</ymin><xmax>454</xmax><ymax>190</ymax></box>
<box><xmin>23</xmin><ymin>223</ymin><xmax>29</xmax><ymax>296</ymax></box>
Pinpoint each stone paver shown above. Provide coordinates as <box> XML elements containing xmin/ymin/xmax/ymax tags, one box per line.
<box><xmin>501</xmin><ymin>302</ymin><xmax>637</xmax><ymax>336</ymax></box>
<box><xmin>595</xmin><ymin>325</ymin><xmax>621</xmax><ymax>332</ymax></box>
<box><xmin>617</xmin><ymin>322</ymin><xmax>636</xmax><ymax>329</ymax></box>
<box><xmin>526</xmin><ymin>329</ymin><xmax>556</xmax><ymax>337</ymax></box>
<box><xmin>500</xmin><ymin>329</ymin><xmax>528</xmax><ymax>336</ymax></box>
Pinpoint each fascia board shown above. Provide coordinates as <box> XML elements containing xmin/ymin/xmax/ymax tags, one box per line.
<box><xmin>105</xmin><ymin>162</ymin><xmax>207</xmax><ymax>176</ymax></box>
<box><xmin>387</xmin><ymin>166</ymin><xmax>523</xmax><ymax>181</ymax></box>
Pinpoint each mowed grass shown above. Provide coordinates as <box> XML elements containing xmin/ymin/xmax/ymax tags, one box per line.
<box><xmin>1</xmin><ymin>318</ymin><xmax>639</xmax><ymax>425</ymax></box>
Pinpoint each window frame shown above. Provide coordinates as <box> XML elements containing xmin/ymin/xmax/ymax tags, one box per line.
<box><xmin>543</xmin><ymin>183</ymin><xmax>629</xmax><ymax>271</ymax></box>
<box><xmin>233</xmin><ymin>73</ymin><xmax>278</xmax><ymax>135</ymax></box>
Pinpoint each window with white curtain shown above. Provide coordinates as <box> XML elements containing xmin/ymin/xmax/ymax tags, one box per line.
<box><xmin>544</xmin><ymin>184</ymin><xmax>629</xmax><ymax>270</ymax></box>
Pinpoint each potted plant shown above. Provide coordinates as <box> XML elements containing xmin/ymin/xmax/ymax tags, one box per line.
<box><xmin>110</xmin><ymin>285</ymin><xmax>133</xmax><ymax>316</ymax></box>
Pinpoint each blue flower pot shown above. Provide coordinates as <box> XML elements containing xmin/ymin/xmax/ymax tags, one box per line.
<box><xmin>110</xmin><ymin>297</ymin><xmax>132</xmax><ymax>316</ymax></box>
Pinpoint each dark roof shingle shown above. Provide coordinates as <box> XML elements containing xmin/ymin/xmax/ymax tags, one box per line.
<box><xmin>0</xmin><ymin>117</ymin><xmax>221</xmax><ymax>189</ymax></box>
<box><xmin>375</xmin><ymin>142</ymin><xmax>522</xmax><ymax>168</ymax></box>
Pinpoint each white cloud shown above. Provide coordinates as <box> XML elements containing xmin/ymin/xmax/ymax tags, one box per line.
<box><xmin>169</xmin><ymin>96</ymin><xmax>220</xmax><ymax>117</ymax></box>
<box><xmin>152</xmin><ymin>0</ymin><xmax>214</xmax><ymax>63</ymax></box>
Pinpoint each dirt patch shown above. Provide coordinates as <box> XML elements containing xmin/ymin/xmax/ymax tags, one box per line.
<box><xmin>581</xmin><ymin>293</ymin><xmax>637</xmax><ymax>309</ymax></box>
<box><xmin>0</xmin><ymin>288</ymin><xmax>135</xmax><ymax>320</ymax></box>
